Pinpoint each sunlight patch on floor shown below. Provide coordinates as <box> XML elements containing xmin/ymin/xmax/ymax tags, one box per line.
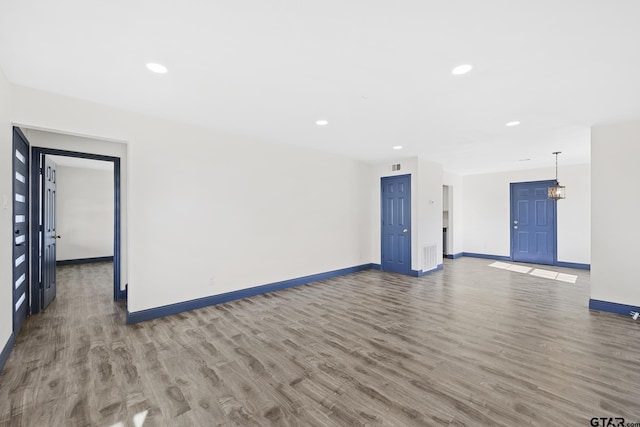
<box><xmin>489</xmin><ymin>262</ymin><xmax>578</xmax><ymax>283</ymax></box>
<box><xmin>110</xmin><ymin>410</ymin><xmax>148</xmax><ymax>427</ymax></box>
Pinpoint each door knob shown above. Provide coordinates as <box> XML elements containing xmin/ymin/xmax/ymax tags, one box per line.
<box><xmin>513</xmin><ymin>220</ymin><xmax>518</xmax><ymax>224</ymax></box>
<box><xmin>403</xmin><ymin>229</ymin><xmax>408</xmax><ymax>233</ymax></box>
<box><xmin>55</xmin><ymin>235</ymin><xmax>61</xmax><ymax>239</ymax></box>
<box><xmin>514</xmin><ymin>226</ymin><xmax>518</xmax><ymax>229</ymax></box>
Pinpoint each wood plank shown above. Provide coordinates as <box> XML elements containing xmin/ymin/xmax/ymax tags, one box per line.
<box><xmin>1</xmin><ymin>259</ymin><xmax>639</xmax><ymax>425</ymax></box>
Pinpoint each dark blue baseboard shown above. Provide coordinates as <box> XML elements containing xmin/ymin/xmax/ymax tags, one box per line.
<box><xmin>116</xmin><ymin>284</ymin><xmax>128</xmax><ymax>301</ymax></box>
<box><xmin>0</xmin><ymin>333</ymin><xmax>16</xmax><ymax>373</ymax></box>
<box><xmin>555</xmin><ymin>261</ymin><xmax>591</xmax><ymax>270</ymax></box>
<box><xmin>461</xmin><ymin>253</ymin><xmax>590</xmax><ymax>270</ymax></box>
<box><xmin>462</xmin><ymin>252</ymin><xmax>512</xmax><ymax>261</ymax></box>
<box><xmin>127</xmin><ymin>264</ymin><xmax>375</xmax><ymax>324</ymax></box>
<box><xmin>589</xmin><ymin>299</ymin><xmax>640</xmax><ymax>317</ymax></box>
<box><xmin>446</xmin><ymin>253</ymin><xmax>463</xmax><ymax>259</ymax></box>
<box><xmin>57</xmin><ymin>256</ymin><xmax>113</xmax><ymax>266</ymax></box>
<box><xmin>370</xmin><ymin>263</ymin><xmax>443</xmax><ymax>276</ymax></box>
<box><xmin>411</xmin><ymin>264</ymin><xmax>444</xmax><ymax>277</ymax></box>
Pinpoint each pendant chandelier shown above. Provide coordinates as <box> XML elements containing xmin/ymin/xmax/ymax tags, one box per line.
<box><xmin>548</xmin><ymin>151</ymin><xmax>566</xmax><ymax>200</ymax></box>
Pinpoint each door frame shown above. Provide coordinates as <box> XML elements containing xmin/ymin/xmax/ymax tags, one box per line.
<box><xmin>380</xmin><ymin>174</ymin><xmax>412</xmax><ymax>275</ymax></box>
<box><xmin>509</xmin><ymin>179</ymin><xmax>558</xmax><ymax>265</ymax></box>
<box><xmin>30</xmin><ymin>146</ymin><xmax>123</xmax><ymax>314</ymax></box>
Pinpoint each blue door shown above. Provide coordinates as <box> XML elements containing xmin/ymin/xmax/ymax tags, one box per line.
<box><xmin>510</xmin><ymin>180</ymin><xmax>556</xmax><ymax>265</ymax></box>
<box><xmin>41</xmin><ymin>155</ymin><xmax>58</xmax><ymax>309</ymax></box>
<box><xmin>381</xmin><ymin>174</ymin><xmax>411</xmax><ymax>274</ymax></box>
<box><xmin>13</xmin><ymin>128</ymin><xmax>30</xmax><ymax>334</ymax></box>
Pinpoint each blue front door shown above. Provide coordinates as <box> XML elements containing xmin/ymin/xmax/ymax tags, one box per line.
<box><xmin>510</xmin><ymin>180</ymin><xmax>556</xmax><ymax>265</ymax></box>
<box><xmin>381</xmin><ymin>174</ymin><xmax>411</xmax><ymax>274</ymax></box>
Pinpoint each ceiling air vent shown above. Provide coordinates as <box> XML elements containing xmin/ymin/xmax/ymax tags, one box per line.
<box><xmin>391</xmin><ymin>164</ymin><xmax>401</xmax><ymax>171</ymax></box>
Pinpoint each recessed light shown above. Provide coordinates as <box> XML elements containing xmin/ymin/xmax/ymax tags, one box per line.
<box><xmin>393</xmin><ymin>146</ymin><xmax>403</xmax><ymax>150</ymax></box>
<box><xmin>505</xmin><ymin>121</ymin><xmax>520</xmax><ymax>127</ymax></box>
<box><xmin>315</xmin><ymin>120</ymin><xmax>328</xmax><ymax>126</ymax></box>
<box><xmin>146</xmin><ymin>63</ymin><xmax>168</xmax><ymax>74</ymax></box>
<box><xmin>451</xmin><ymin>64</ymin><xmax>473</xmax><ymax>75</ymax></box>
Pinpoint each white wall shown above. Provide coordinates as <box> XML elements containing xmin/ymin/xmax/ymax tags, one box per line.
<box><xmin>10</xmin><ymin>84</ymin><xmax>372</xmax><ymax>313</ymax></box>
<box><xmin>24</xmin><ymin>130</ymin><xmax>128</xmax><ymax>290</ymax></box>
<box><xmin>371</xmin><ymin>157</ymin><xmax>443</xmax><ymax>272</ymax></box>
<box><xmin>591</xmin><ymin>121</ymin><xmax>640</xmax><ymax>306</ymax></box>
<box><xmin>556</xmin><ymin>164</ymin><xmax>591</xmax><ymax>264</ymax></box>
<box><xmin>443</xmin><ymin>171</ymin><xmax>464</xmax><ymax>255</ymax></box>
<box><xmin>0</xmin><ymin>68</ymin><xmax>13</xmax><ymax>348</ymax></box>
<box><xmin>418</xmin><ymin>158</ymin><xmax>444</xmax><ymax>269</ymax></box>
<box><xmin>56</xmin><ymin>165</ymin><xmax>113</xmax><ymax>261</ymax></box>
<box><xmin>462</xmin><ymin>164</ymin><xmax>590</xmax><ymax>264</ymax></box>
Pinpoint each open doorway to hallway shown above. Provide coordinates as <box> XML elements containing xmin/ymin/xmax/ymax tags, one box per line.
<box><xmin>30</xmin><ymin>146</ymin><xmax>123</xmax><ymax>314</ymax></box>
<box><xmin>21</xmin><ymin>128</ymin><xmax>128</xmax><ymax>318</ymax></box>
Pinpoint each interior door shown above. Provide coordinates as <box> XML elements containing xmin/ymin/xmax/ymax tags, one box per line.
<box><xmin>42</xmin><ymin>155</ymin><xmax>58</xmax><ymax>309</ymax></box>
<box><xmin>12</xmin><ymin>128</ymin><xmax>30</xmax><ymax>333</ymax></box>
<box><xmin>381</xmin><ymin>174</ymin><xmax>411</xmax><ymax>274</ymax></box>
<box><xmin>511</xmin><ymin>180</ymin><xmax>556</xmax><ymax>265</ymax></box>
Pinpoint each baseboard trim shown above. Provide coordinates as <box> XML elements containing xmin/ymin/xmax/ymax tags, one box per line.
<box><xmin>369</xmin><ymin>263</ymin><xmax>443</xmax><ymax>276</ymax></box>
<box><xmin>116</xmin><ymin>283</ymin><xmax>128</xmax><ymax>301</ymax></box>
<box><xmin>555</xmin><ymin>261</ymin><xmax>591</xmax><ymax>270</ymax></box>
<box><xmin>411</xmin><ymin>264</ymin><xmax>444</xmax><ymax>277</ymax></box>
<box><xmin>57</xmin><ymin>256</ymin><xmax>114</xmax><ymax>266</ymax></box>
<box><xmin>589</xmin><ymin>299</ymin><xmax>640</xmax><ymax>317</ymax></box>
<box><xmin>462</xmin><ymin>252</ymin><xmax>512</xmax><ymax>261</ymax></box>
<box><xmin>127</xmin><ymin>264</ymin><xmax>375</xmax><ymax>324</ymax></box>
<box><xmin>446</xmin><ymin>253</ymin><xmax>463</xmax><ymax>259</ymax></box>
<box><xmin>460</xmin><ymin>253</ymin><xmax>590</xmax><ymax>270</ymax></box>
<box><xmin>0</xmin><ymin>333</ymin><xmax>16</xmax><ymax>373</ymax></box>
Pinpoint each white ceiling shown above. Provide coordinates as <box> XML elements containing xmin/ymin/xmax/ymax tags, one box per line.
<box><xmin>2</xmin><ymin>1</ymin><xmax>639</xmax><ymax>174</ymax></box>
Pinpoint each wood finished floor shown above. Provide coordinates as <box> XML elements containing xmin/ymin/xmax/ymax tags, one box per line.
<box><xmin>1</xmin><ymin>259</ymin><xmax>640</xmax><ymax>426</ymax></box>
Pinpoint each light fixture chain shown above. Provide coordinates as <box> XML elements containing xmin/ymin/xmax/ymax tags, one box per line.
<box><xmin>552</xmin><ymin>151</ymin><xmax>561</xmax><ymax>183</ymax></box>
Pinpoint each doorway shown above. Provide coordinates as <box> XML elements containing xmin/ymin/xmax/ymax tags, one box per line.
<box><xmin>30</xmin><ymin>146</ymin><xmax>123</xmax><ymax>314</ymax></box>
<box><xmin>443</xmin><ymin>185</ymin><xmax>450</xmax><ymax>257</ymax></box>
<box><xmin>510</xmin><ymin>180</ymin><xmax>557</xmax><ymax>265</ymax></box>
<box><xmin>381</xmin><ymin>174</ymin><xmax>411</xmax><ymax>274</ymax></box>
